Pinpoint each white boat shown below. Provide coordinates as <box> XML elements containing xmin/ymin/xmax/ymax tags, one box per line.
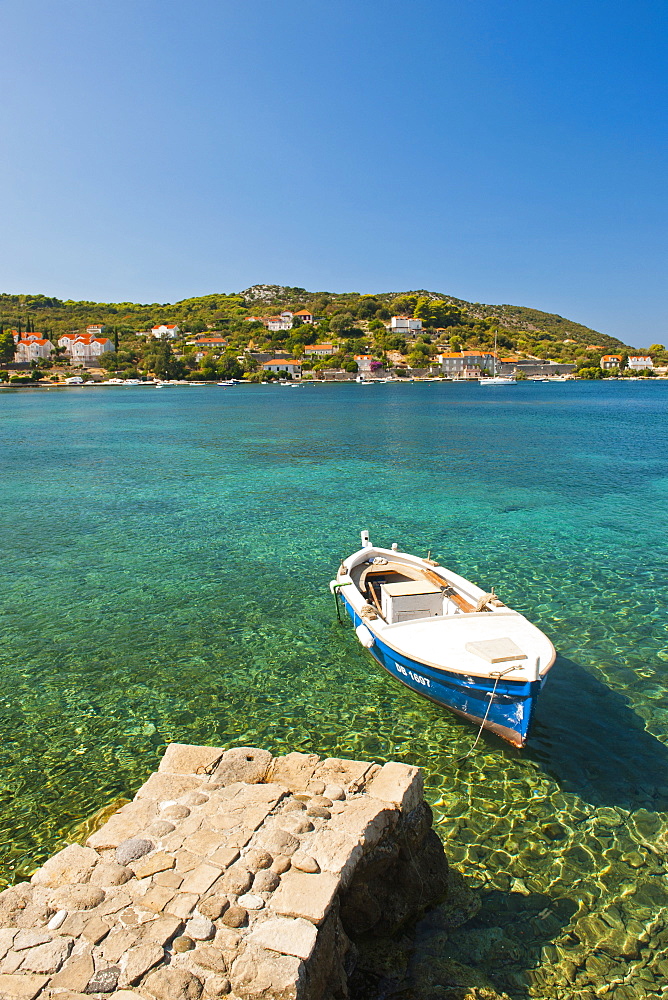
<box><xmin>480</xmin><ymin>332</ymin><xmax>517</xmax><ymax>385</ymax></box>
<box><xmin>479</xmin><ymin>376</ymin><xmax>517</xmax><ymax>385</ymax></box>
<box><xmin>330</xmin><ymin>531</ymin><xmax>555</xmax><ymax>746</ymax></box>
<box><xmin>217</xmin><ymin>380</ymin><xmax>236</xmax><ymax>386</ymax></box>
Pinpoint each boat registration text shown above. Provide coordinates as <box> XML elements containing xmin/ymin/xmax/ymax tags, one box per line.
<box><xmin>396</xmin><ymin>664</ymin><xmax>431</xmax><ymax>688</ymax></box>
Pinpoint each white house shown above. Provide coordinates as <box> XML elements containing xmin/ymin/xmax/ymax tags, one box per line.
<box><xmin>627</xmin><ymin>356</ymin><xmax>653</xmax><ymax>370</ymax></box>
<box><xmin>71</xmin><ymin>337</ymin><xmax>114</xmax><ymax>363</ymax></box>
<box><xmin>58</xmin><ymin>334</ymin><xmax>114</xmax><ymax>363</ymax></box>
<box><xmin>151</xmin><ymin>324</ymin><xmax>180</xmax><ymax>339</ymax></box>
<box><xmin>600</xmin><ymin>355</ymin><xmax>623</xmax><ymax>370</ymax></box>
<box><xmin>266</xmin><ymin>315</ymin><xmax>293</xmax><ymax>332</ymax></box>
<box><xmin>86</xmin><ymin>324</ymin><xmax>106</xmax><ymax>337</ymax></box>
<box><xmin>292</xmin><ymin>310</ymin><xmax>314</xmax><ymax>324</ymax></box>
<box><xmin>58</xmin><ymin>333</ymin><xmax>80</xmax><ymax>353</ymax></box>
<box><xmin>354</xmin><ymin>354</ymin><xmax>374</xmax><ymax>372</ymax></box>
<box><xmin>305</xmin><ymin>344</ymin><xmax>336</xmax><ymax>357</ymax></box>
<box><xmin>262</xmin><ymin>358</ymin><xmax>302</xmax><ymax>376</ymax></box>
<box><xmin>390</xmin><ymin>316</ymin><xmax>422</xmax><ymax>333</ymax></box>
<box><xmin>14</xmin><ymin>338</ymin><xmax>54</xmax><ymax>362</ymax></box>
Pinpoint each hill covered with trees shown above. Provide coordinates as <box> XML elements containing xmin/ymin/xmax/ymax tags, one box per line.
<box><xmin>1</xmin><ymin>285</ymin><xmax>650</xmax><ymax>381</ymax></box>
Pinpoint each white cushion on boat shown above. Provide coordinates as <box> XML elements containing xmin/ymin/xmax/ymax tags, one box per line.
<box><xmin>465</xmin><ymin>638</ymin><xmax>527</xmax><ymax>663</ymax></box>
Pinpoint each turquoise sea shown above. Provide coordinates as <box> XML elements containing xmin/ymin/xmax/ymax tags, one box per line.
<box><xmin>1</xmin><ymin>379</ymin><xmax>667</xmax><ymax>998</ymax></box>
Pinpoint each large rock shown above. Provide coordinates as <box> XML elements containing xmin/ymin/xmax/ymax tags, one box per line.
<box><xmin>189</xmin><ymin>945</ymin><xmax>228</xmax><ymax>973</ymax></box>
<box><xmin>208</xmin><ymin>747</ymin><xmax>273</xmax><ymax>786</ymax></box>
<box><xmin>54</xmin><ymin>885</ymin><xmax>105</xmax><ymax>911</ymax></box>
<box><xmin>0</xmin><ymin>885</ymin><xmax>34</xmax><ymax>927</ymax></box>
<box><xmin>20</xmin><ymin>936</ymin><xmax>72</xmax><ymax>973</ymax></box>
<box><xmin>115</xmin><ymin>838</ymin><xmax>154</xmax><ymax>866</ymax></box>
<box><xmin>119</xmin><ymin>942</ymin><xmax>164</xmax><ymax>986</ymax></box>
<box><xmin>143</xmin><ymin>967</ymin><xmax>203</xmax><ymax>1000</ymax></box>
<box><xmin>268</xmin><ymin>753</ymin><xmax>320</xmax><ymax>792</ymax></box>
<box><xmin>270</xmin><ymin>871</ymin><xmax>339</xmax><ymax>926</ymax></box>
<box><xmin>328</xmin><ymin>797</ymin><xmax>396</xmax><ymax>849</ymax></box>
<box><xmin>84</xmin><ymin>966</ymin><xmax>120</xmax><ymax>993</ymax></box>
<box><xmin>366</xmin><ymin>761</ymin><xmax>423</xmax><ymax>813</ymax></box>
<box><xmin>231</xmin><ymin>947</ymin><xmax>304</xmax><ymax>999</ymax></box>
<box><xmin>159</xmin><ymin>744</ymin><xmax>225</xmax><ymax>776</ymax></box>
<box><xmin>12</xmin><ymin>930</ymin><xmax>51</xmax><ymax>951</ymax></box>
<box><xmin>49</xmin><ymin>947</ymin><xmax>94</xmax><ymax>992</ymax></box>
<box><xmin>31</xmin><ymin>843</ymin><xmax>99</xmax><ymax>888</ymax></box>
<box><xmin>251</xmin><ymin>917</ymin><xmax>318</xmax><ymax>961</ymax></box>
<box><xmin>313</xmin><ymin>757</ymin><xmax>379</xmax><ymax>794</ymax></box>
<box><xmin>89</xmin><ymin>862</ymin><xmax>133</xmax><ymax>887</ymax></box>
<box><xmin>0</xmin><ymin>973</ymin><xmax>49</xmax><ymax>999</ymax></box>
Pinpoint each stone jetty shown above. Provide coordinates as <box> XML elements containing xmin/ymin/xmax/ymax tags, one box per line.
<box><xmin>0</xmin><ymin>745</ymin><xmax>449</xmax><ymax>1000</ymax></box>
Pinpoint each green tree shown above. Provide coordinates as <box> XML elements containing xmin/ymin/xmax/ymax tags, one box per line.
<box><xmin>329</xmin><ymin>312</ymin><xmax>356</xmax><ymax>335</ymax></box>
<box><xmin>217</xmin><ymin>355</ymin><xmax>243</xmax><ymax>379</ymax></box>
<box><xmin>148</xmin><ymin>341</ymin><xmax>186</xmax><ymax>379</ymax></box>
<box><xmin>0</xmin><ymin>329</ymin><xmax>15</xmax><ymax>363</ymax></box>
<box><xmin>648</xmin><ymin>344</ymin><xmax>664</xmax><ymax>354</ymax></box>
<box><xmin>390</xmin><ymin>295</ymin><xmax>417</xmax><ymax>316</ymax></box>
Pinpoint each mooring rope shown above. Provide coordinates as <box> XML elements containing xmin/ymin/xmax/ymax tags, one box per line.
<box><xmin>457</xmin><ymin>664</ymin><xmax>522</xmax><ymax>762</ymax></box>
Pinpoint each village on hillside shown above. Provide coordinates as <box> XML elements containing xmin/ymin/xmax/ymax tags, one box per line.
<box><xmin>0</xmin><ymin>290</ymin><xmax>665</xmax><ymax>384</ymax></box>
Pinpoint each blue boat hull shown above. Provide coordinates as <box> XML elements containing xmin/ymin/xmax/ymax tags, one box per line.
<box><xmin>342</xmin><ymin>595</ymin><xmax>543</xmax><ymax>746</ymax></box>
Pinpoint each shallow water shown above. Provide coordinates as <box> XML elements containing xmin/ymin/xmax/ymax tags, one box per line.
<box><xmin>1</xmin><ymin>379</ymin><xmax>667</xmax><ymax>997</ymax></box>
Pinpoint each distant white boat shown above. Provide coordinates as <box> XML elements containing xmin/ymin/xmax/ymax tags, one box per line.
<box><xmin>217</xmin><ymin>380</ymin><xmax>236</xmax><ymax>386</ymax></box>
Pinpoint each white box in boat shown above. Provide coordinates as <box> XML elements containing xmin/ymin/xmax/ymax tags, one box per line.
<box><xmin>381</xmin><ymin>580</ymin><xmax>443</xmax><ymax>624</ymax></box>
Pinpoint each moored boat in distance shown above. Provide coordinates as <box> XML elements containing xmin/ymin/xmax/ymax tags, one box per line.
<box><xmin>330</xmin><ymin>531</ymin><xmax>555</xmax><ymax>746</ymax></box>
<box><xmin>479</xmin><ymin>375</ymin><xmax>517</xmax><ymax>386</ymax></box>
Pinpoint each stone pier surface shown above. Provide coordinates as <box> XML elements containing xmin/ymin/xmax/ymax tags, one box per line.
<box><xmin>0</xmin><ymin>746</ymin><xmax>449</xmax><ymax>1000</ymax></box>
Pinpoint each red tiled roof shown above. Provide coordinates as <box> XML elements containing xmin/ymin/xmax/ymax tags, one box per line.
<box><xmin>263</xmin><ymin>358</ymin><xmax>300</xmax><ymax>365</ymax></box>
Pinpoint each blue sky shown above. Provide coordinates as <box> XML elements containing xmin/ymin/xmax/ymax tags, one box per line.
<box><xmin>0</xmin><ymin>0</ymin><xmax>665</xmax><ymax>343</ymax></box>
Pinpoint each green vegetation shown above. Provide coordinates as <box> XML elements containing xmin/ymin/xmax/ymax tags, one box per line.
<box><xmin>0</xmin><ymin>284</ymin><xmax>650</xmax><ymax>382</ymax></box>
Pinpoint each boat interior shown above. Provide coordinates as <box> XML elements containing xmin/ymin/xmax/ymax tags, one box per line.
<box><xmin>350</xmin><ymin>559</ymin><xmax>502</xmax><ymax>625</ymax></box>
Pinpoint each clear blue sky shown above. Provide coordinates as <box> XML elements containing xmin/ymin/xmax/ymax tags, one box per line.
<box><xmin>1</xmin><ymin>0</ymin><xmax>665</xmax><ymax>343</ymax></box>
